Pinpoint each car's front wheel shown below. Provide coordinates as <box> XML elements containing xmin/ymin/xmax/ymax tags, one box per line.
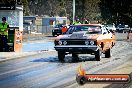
<box><xmin>58</xmin><ymin>51</ymin><xmax>65</xmax><ymax>61</ymax></box>
<box><xmin>95</xmin><ymin>49</ymin><xmax>101</xmax><ymax>61</ymax></box>
<box><xmin>72</xmin><ymin>53</ymin><xmax>79</xmax><ymax>62</ymax></box>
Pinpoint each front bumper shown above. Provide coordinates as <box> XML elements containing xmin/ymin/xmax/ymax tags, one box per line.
<box><xmin>54</xmin><ymin>45</ymin><xmax>99</xmax><ymax>53</ymax></box>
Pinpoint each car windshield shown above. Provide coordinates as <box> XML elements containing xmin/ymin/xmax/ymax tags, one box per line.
<box><xmin>66</xmin><ymin>25</ymin><xmax>102</xmax><ymax>34</ymax></box>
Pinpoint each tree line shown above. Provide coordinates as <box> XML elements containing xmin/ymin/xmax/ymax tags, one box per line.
<box><xmin>1</xmin><ymin>0</ymin><xmax>132</xmax><ymax>26</ymax></box>
<box><xmin>99</xmin><ymin>0</ymin><xmax>132</xmax><ymax>26</ymax></box>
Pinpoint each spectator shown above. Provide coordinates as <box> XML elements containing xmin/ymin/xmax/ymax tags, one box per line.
<box><xmin>73</xmin><ymin>19</ymin><xmax>81</xmax><ymax>25</ymax></box>
<box><xmin>0</xmin><ymin>17</ymin><xmax>9</xmax><ymax>51</ymax></box>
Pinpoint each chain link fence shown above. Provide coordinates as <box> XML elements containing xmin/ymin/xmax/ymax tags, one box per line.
<box><xmin>116</xmin><ymin>33</ymin><xmax>132</xmax><ymax>41</ymax></box>
<box><xmin>35</xmin><ymin>25</ymin><xmax>53</xmax><ymax>34</ymax></box>
<box><xmin>23</xmin><ymin>25</ymin><xmax>55</xmax><ymax>42</ymax></box>
<box><xmin>23</xmin><ymin>25</ymin><xmax>54</xmax><ymax>35</ymax></box>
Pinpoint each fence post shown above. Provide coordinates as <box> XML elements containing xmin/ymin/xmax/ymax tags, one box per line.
<box><xmin>36</xmin><ymin>25</ymin><xmax>38</xmax><ymax>33</ymax></box>
<box><xmin>46</xmin><ymin>26</ymin><xmax>48</xmax><ymax>34</ymax></box>
<box><xmin>127</xmin><ymin>30</ymin><xmax>130</xmax><ymax>41</ymax></box>
<box><xmin>42</xmin><ymin>25</ymin><xmax>43</xmax><ymax>34</ymax></box>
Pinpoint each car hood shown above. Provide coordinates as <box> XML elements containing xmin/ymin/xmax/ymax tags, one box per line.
<box><xmin>55</xmin><ymin>31</ymin><xmax>100</xmax><ymax>40</ymax></box>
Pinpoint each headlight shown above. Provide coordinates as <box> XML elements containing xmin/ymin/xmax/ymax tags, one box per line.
<box><xmin>90</xmin><ymin>41</ymin><xmax>94</xmax><ymax>45</ymax></box>
<box><xmin>85</xmin><ymin>41</ymin><xmax>89</xmax><ymax>45</ymax></box>
<box><xmin>58</xmin><ymin>41</ymin><xmax>62</xmax><ymax>45</ymax></box>
<box><xmin>85</xmin><ymin>40</ymin><xmax>95</xmax><ymax>45</ymax></box>
<box><xmin>63</xmin><ymin>41</ymin><xmax>67</xmax><ymax>45</ymax></box>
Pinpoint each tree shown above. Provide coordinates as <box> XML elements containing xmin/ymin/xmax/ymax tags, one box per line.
<box><xmin>74</xmin><ymin>0</ymin><xmax>100</xmax><ymax>23</ymax></box>
<box><xmin>99</xmin><ymin>0</ymin><xmax>132</xmax><ymax>26</ymax></box>
<box><xmin>22</xmin><ymin>0</ymin><xmax>30</xmax><ymax>16</ymax></box>
<box><xmin>22</xmin><ymin>0</ymin><xmax>101</xmax><ymax>24</ymax></box>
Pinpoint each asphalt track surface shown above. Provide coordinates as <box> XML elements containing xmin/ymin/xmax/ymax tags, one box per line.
<box><xmin>0</xmin><ymin>33</ymin><xmax>132</xmax><ymax>88</ymax></box>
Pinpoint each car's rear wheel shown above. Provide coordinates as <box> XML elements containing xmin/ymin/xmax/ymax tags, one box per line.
<box><xmin>95</xmin><ymin>49</ymin><xmax>101</xmax><ymax>61</ymax></box>
<box><xmin>105</xmin><ymin>48</ymin><xmax>111</xmax><ymax>58</ymax></box>
<box><xmin>72</xmin><ymin>53</ymin><xmax>79</xmax><ymax>62</ymax></box>
<box><xmin>58</xmin><ymin>51</ymin><xmax>65</xmax><ymax>61</ymax></box>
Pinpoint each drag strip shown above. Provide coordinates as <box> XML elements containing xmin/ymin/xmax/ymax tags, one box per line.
<box><xmin>0</xmin><ymin>40</ymin><xmax>132</xmax><ymax>88</ymax></box>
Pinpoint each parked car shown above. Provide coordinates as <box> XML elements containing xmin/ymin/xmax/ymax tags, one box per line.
<box><xmin>54</xmin><ymin>24</ymin><xmax>116</xmax><ymax>62</ymax></box>
<box><xmin>52</xmin><ymin>24</ymin><xmax>64</xmax><ymax>36</ymax></box>
<box><xmin>116</xmin><ymin>24</ymin><xmax>131</xmax><ymax>33</ymax></box>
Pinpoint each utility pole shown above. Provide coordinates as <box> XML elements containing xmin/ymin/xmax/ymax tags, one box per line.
<box><xmin>73</xmin><ymin>0</ymin><xmax>75</xmax><ymax>24</ymax></box>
